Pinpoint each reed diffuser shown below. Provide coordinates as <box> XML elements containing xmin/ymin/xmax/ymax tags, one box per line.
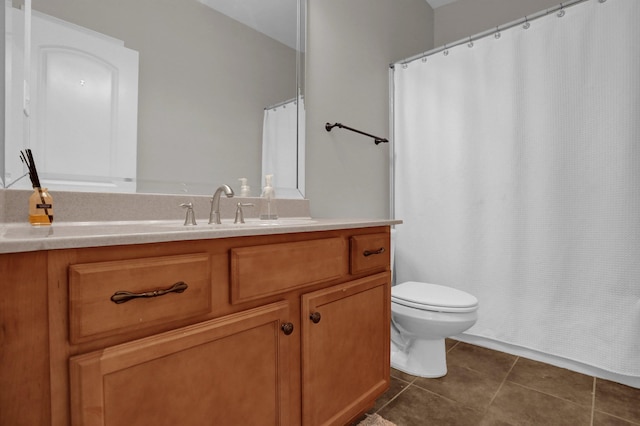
<box><xmin>20</xmin><ymin>149</ymin><xmax>53</xmax><ymax>225</ymax></box>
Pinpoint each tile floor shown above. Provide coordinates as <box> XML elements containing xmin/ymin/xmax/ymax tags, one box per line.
<box><xmin>363</xmin><ymin>340</ymin><xmax>640</xmax><ymax>426</ymax></box>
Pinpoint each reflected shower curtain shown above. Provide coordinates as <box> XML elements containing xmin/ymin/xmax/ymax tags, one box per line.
<box><xmin>393</xmin><ymin>0</ymin><xmax>640</xmax><ymax>380</ymax></box>
<box><xmin>262</xmin><ymin>97</ymin><xmax>305</xmax><ymax>196</ymax></box>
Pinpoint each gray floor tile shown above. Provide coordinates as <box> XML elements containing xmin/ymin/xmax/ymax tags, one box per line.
<box><xmin>595</xmin><ymin>379</ymin><xmax>640</xmax><ymax>424</ymax></box>
<box><xmin>507</xmin><ymin>357</ymin><xmax>594</xmax><ymax>406</ymax></box>
<box><xmin>378</xmin><ymin>385</ymin><xmax>483</xmax><ymax>426</ymax></box>
<box><xmin>479</xmin><ymin>381</ymin><xmax>591</xmax><ymax>426</ymax></box>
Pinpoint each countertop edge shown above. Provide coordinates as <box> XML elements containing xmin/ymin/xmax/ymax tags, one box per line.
<box><xmin>0</xmin><ymin>219</ymin><xmax>403</xmax><ymax>254</ymax></box>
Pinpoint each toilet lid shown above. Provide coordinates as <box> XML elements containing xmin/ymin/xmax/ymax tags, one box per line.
<box><xmin>392</xmin><ymin>281</ymin><xmax>478</xmax><ymax>313</ymax></box>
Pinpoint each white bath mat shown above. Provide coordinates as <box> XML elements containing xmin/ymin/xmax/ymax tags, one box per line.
<box><xmin>356</xmin><ymin>413</ymin><xmax>397</xmax><ymax>426</ymax></box>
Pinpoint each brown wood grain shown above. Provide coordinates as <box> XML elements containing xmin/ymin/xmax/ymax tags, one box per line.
<box><xmin>0</xmin><ymin>251</ymin><xmax>51</xmax><ymax>425</ymax></box>
<box><xmin>69</xmin><ymin>253</ymin><xmax>211</xmax><ymax>343</ymax></box>
<box><xmin>301</xmin><ymin>272</ymin><xmax>391</xmax><ymax>426</ymax></box>
<box><xmin>230</xmin><ymin>237</ymin><xmax>348</xmax><ymax>304</ymax></box>
<box><xmin>2</xmin><ymin>226</ymin><xmax>391</xmax><ymax>426</ymax></box>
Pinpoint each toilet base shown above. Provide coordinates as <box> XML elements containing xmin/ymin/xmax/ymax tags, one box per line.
<box><xmin>391</xmin><ymin>337</ymin><xmax>447</xmax><ymax>378</ymax></box>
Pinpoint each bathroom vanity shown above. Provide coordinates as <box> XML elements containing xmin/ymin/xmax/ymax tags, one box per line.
<box><xmin>0</xmin><ymin>216</ymin><xmax>396</xmax><ymax>426</ymax></box>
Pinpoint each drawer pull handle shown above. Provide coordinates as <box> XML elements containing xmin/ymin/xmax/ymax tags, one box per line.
<box><xmin>110</xmin><ymin>281</ymin><xmax>188</xmax><ymax>304</ymax></box>
<box><xmin>363</xmin><ymin>247</ymin><xmax>385</xmax><ymax>257</ymax></box>
<box><xmin>309</xmin><ymin>312</ymin><xmax>322</xmax><ymax>324</ymax></box>
<box><xmin>281</xmin><ymin>322</ymin><xmax>294</xmax><ymax>335</ymax></box>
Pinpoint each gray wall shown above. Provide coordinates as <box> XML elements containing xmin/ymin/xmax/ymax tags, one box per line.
<box><xmin>306</xmin><ymin>0</ymin><xmax>567</xmax><ymax>219</ymax></box>
<box><xmin>15</xmin><ymin>0</ymin><xmax>565</xmax><ymax>216</ymax></box>
<box><xmin>434</xmin><ymin>0</ymin><xmax>563</xmax><ymax>48</ymax></box>
<box><xmin>31</xmin><ymin>0</ymin><xmax>297</xmax><ymax>195</ymax></box>
<box><xmin>306</xmin><ymin>0</ymin><xmax>433</xmax><ymax>218</ymax></box>
<box><xmin>0</xmin><ymin>3</ymin><xmax>4</xmax><ymax>185</ymax></box>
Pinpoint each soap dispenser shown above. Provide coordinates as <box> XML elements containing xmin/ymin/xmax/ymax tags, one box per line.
<box><xmin>259</xmin><ymin>174</ymin><xmax>278</xmax><ymax>220</ymax></box>
<box><xmin>238</xmin><ymin>178</ymin><xmax>251</xmax><ymax>197</ymax></box>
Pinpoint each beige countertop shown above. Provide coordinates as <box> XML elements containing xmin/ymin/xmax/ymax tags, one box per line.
<box><xmin>0</xmin><ymin>218</ymin><xmax>402</xmax><ymax>254</ymax></box>
<box><xmin>0</xmin><ymin>189</ymin><xmax>401</xmax><ymax>254</ymax></box>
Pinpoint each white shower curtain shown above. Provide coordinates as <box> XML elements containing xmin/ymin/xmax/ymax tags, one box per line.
<box><xmin>393</xmin><ymin>0</ymin><xmax>640</xmax><ymax>384</ymax></box>
<box><xmin>262</xmin><ymin>97</ymin><xmax>305</xmax><ymax>197</ymax></box>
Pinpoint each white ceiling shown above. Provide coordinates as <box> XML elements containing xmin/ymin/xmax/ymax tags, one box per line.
<box><xmin>199</xmin><ymin>0</ymin><xmax>457</xmax><ymax>50</ymax></box>
<box><xmin>198</xmin><ymin>0</ymin><xmax>298</xmax><ymax>49</ymax></box>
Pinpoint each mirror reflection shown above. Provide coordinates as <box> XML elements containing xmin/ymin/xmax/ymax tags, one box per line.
<box><xmin>3</xmin><ymin>0</ymin><xmax>305</xmax><ymax>198</ymax></box>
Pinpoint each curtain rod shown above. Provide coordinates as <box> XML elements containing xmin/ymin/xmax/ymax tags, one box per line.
<box><xmin>264</xmin><ymin>97</ymin><xmax>299</xmax><ymax>111</ymax></box>
<box><xmin>392</xmin><ymin>0</ymin><xmax>594</xmax><ymax>68</ymax></box>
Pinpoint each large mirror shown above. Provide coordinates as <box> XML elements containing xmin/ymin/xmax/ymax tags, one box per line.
<box><xmin>2</xmin><ymin>0</ymin><xmax>306</xmax><ymax>198</ymax></box>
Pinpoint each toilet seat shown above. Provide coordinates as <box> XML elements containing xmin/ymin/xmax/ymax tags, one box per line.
<box><xmin>392</xmin><ymin>281</ymin><xmax>478</xmax><ymax>313</ymax></box>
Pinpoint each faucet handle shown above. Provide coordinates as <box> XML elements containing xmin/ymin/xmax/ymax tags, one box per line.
<box><xmin>180</xmin><ymin>202</ymin><xmax>197</xmax><ymax>226</ymax></box>
<box><xmin>234</xmin><ymin>203</ymin><xmax>255</xmax><ymax>224</ymax></box>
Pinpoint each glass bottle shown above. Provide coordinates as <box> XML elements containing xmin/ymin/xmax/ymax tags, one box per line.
<box><xmin>29</xmin><ymin>187</ymin><xmax>54</xmax><ymax>226</ymax></box>
<box><xmin>259</xmin><ymin>174</ymin><xmax>278</xmax><ymax>220</ymax></box>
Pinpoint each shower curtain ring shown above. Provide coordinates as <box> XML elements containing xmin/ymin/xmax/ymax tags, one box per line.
<box><xmin>443</xmin><ymin>44</ymin><xmax>449</xmax><ymax>56</ymax></box>
<box><xmin>467</xmin><ymin>37</ymin><xmax>474</xmax><ymax>48</ymax></box>
<box><xmin>494</xmin><ymin>26</ymin><xmax>501</xmax><ymax>39</ymax></box>
<box><xmin>557</xmin><ymin>3</ymin><xmax>565</xmax><ymax>17</ymax></box>
<box><xmin>523</xmin><ymin>17</ymin><xmax>530</xmax><ymax>29</ymax></box>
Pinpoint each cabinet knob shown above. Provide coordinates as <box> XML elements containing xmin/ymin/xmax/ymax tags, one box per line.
<box><xmin>309</xmin><ymin>312</ymin><xmax>322</xmax><ymax>324</ymax></box>
<box><xmin>281</xmin><ymin>322</ymin><xmax>294</xmax><ymax>335</ymax></box>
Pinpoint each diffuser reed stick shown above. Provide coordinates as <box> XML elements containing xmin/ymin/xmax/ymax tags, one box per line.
<box><xmin>19</xmin><ymin>149</ymin><xmax>53</xmax><ymax>224</ymax></box>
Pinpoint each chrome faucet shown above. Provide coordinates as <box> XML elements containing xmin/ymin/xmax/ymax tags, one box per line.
<box><xmin>209</xmin><ymin>184</ymin><xmax>234</xmax><ymax>224</ymax></box>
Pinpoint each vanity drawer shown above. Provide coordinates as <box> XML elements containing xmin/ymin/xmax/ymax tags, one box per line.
<box><xmin>230</xmin><ymin>237</ymin><xmax>348</xmax><ymax>304</ymax></box>
<box><xmin>69</xmin><ymin>253</ymin><xmax>211</xmax><ymax>344</ymax></box>
<box><xmin>350</xmin><ymin>233</ymin><xmax>390</xmax><ymax>275</ymax></box>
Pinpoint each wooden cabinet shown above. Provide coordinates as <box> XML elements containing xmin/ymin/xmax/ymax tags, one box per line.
<box><xmin>230</xmin><ymin>237</ymin><xmax>348</xmax><ymax>304</ymax></box>
<box><xmin>0</xmin><ymin>251</ymin><xmax>51</xmax><ymax>425</ymax></box>
<box><xmin>302</xmin><ymin>273</ymin><xmax>390</xmax><ymax>426</ymax></box>
<box><xmin>70</xmin><ymin>301</ymin><xmax>292</xmax><ymax>426</ymax></box>
<box><xmin>0</xmin><ymin>226</ymin><xmax>390</xmax><ymax>426</ymax></box>
<box><xmin>68</xmin><ymin>253</ymin><xmax>212</xmax><ymax>343</ymax></box>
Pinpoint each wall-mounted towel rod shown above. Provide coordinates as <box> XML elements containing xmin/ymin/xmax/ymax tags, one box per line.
<box><xmin>325</xmin><ymin>122</ymin><xmax>388</xmax><ymax>145</ymax></box>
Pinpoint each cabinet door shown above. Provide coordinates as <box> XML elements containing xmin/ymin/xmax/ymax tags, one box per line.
<box><xmin>301</xmin><ymin>273</ymin><xmax>391</xmax><ymax>426</ymax></box>
<box><xmin>70</xmin><ymin>301</ymin><xmax>292</xmax><ymax>426</ymax></box>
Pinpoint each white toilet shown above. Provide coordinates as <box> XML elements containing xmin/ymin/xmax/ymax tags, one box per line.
<box><xmin>390</xmin><ymin>231</ymin><xmax>479</xmax><ymax>378</ymax></box>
